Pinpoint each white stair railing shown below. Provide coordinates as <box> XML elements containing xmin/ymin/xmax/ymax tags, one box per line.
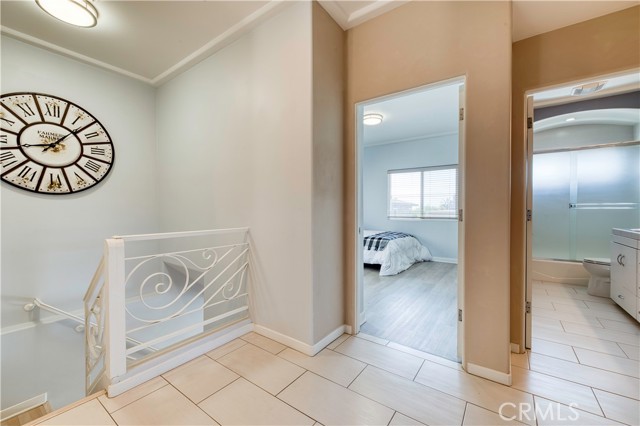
<box><xmin>83</xmin><ymin>228</ymin><xmax>251</xmax><ymax>397</ymax></box>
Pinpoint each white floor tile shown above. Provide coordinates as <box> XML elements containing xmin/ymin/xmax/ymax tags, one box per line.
<box><xmin>533</xmin><ymin>316</ymin><xmax>565</xmax><ymax>332</ymax></box>
<box><xmin>593</xmin><ymin>389</ymin><xmax>640</xmax><ymax>426</ymax></box>
<box><xmin>530</xmin><ymin>338</ymin><xmax>579</xmax><ymax>363</ymax></box>
<box><xmin>562</xmin><ymin>322</ymin><xmax>640</xmax><ymax>347</ymax></box>
<box><xmin>597</xmin><ymin>318</ymin><xmax>640</xmax><ymax>335</ymax></box>
<box><xmin>462</xmin><ymin>403</ymin><xmax>525</xmax><ymax>425</ymax></box>
<box><xmin>278</xmin><ymin>372</ymin><xmax>394</xmax><ymax>426</ymax></box>
<box><xmin>278</xmin><ymin>348</ymin><xmax>365</xmax><ymax>387</ymax></box>
<box><xmin>199</xmin><ymin>378</ymin><xmax>314</xmax><ymax>425</ymax></box>
<box><xmin>387</xmin><ymin>341</ymin><xmax>463</xmax><ymax>370</ymax></box>
<box><xmin>38</xmin><ymin>399</ymin><xmax>115</xmax><ymax>426</ymax></box>
<box><xmin>533</xmin><ymin>396</ymin><xmax>622</xmax><ymax>426</ymax></box>
<box><xmin>574</xmin><ymin>347</ymin><xmax>640</xmax><ymax>378</ymax></box>
<box><xmin>618</xmin><ymin>343</ymin><xmax>640</xmax><ymax>361</ymax></box>
<box><xmin>334</xmin><ymin>336</ymin><xmax>423</xmax><ymax>379</ymax></box>
<box><xmin>349</xmin><ymin>366</ymin><xmax>466</xmax><ymax>426</ymax></box>
<box><xmin>98</xmin><ymin>376</ymin><xmax>168</xmax><ymax>413</ymax></box>
<box><xmin>110</xmin><ymin>385</ymin><xmax>217</xmax><ymax>425</ymax></box>
<box><xmin>531</xmin><ymin>327</ymin><xmax>627</xmax><ymax>357</ymax></box>
<box><xmin>544</xmin><ymin>288</ymin><xmax>617</xmax><ymax>305</ymax></box>
<box><xmin>217</xmin><ymin>343</ymin><xmax>304</xmax><ymax>395</ymax></box>
<box><xmin>163</xmin><ymin>356</ymin><xmax>238</xmax><ymax>403</ymax></box>
<box><xmin>206</xmin><ymin>339</ymin><xmax>247</xmax><ymax>360</ymax></box>
<box><xmin>389</xmin><ymin>412</ymin><xmax>424</xmax><ymax>425</ymax></box>
<box><xmin>551</xmin><ymin>303</ymin><xmax>633</xmax><ymax>323</ymax></box>
<box><xmin>356</xmin><ymin>332</ymin><xmax>389</xmax><ymax>345</ymax></box>
<box><xmin>326</xmin><ymin>333</ymin><xmax>350</xmax><ymax>350</ymax></box>
<box><xmin>511</xmin><ymin>365</ymin><xmax>603</xmax><ymax>415</ymax></box>
<box><xmin>529</xmin><ymin>353</ymin><xmax>639</xmax><ymax>400</ymax></box>
<box><xmin>414</xmin><ymin>360</ymin><xmax>535</xmax><ymax>425</ymax></box>
<box><xmin>240</xmin><ymin>332</ymin><xmax>286</xmax><ymax>354</ymax></box>
<box><xmin>533</xmin><ymin>307</ymin><xmax>604</xmax><ymax>327</ymax></box>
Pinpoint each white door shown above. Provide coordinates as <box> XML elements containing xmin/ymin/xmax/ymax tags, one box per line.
<box><xmin>355</xmin><ymin>103</ymin><xmax>365</xmax><ymax>334</ymax></box>
<box><xmin>525</xmin><ymin>95</ymin><xmax>534</xmax><ymax>349</ymax></box>
<box><xmin>457</xmin><ymin>83</ymin><xmax>466</xmax><ymax>364</ymax></box>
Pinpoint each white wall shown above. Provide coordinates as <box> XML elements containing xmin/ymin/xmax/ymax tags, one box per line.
<box><xmin>1</xmin><ymin>36</ymin><xmax>158</xmax><ymax>408</ymax></box>
<box><xmin>0</xmin><ymin>36</ymin><xmax>159</xmax><ymax>327</ymax></box>
<box><xmin>156</xmin><ymin>2</ymin><xmax>316</xmax><ymax>345</ymax></box>
<box><xmin>363</xmin><ymin>135</ymin><xmax>458</xmax><ymax>261</ymax></box>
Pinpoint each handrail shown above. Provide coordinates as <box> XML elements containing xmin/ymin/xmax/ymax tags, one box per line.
<box><xmin>25</xmin><ymin>298</ymin><xmax>157</xmax><ymax>353</ymax></box>
<box><xmin>112</xmin><ymin>227</ymin><xmax>249</xmax><ymax>242</ymax></box>
<box><xmin>84</xmin><ymin>256</ymin><xmax>105</xmax><ymax>303</ymax></box>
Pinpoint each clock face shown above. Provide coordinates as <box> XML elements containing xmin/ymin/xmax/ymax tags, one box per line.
<box><xmin>0</xmin><ymin>92</ymin><xmax>114</xmax><ymax>194</ymax></box>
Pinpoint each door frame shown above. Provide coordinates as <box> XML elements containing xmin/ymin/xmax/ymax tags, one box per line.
<box><xmin>522</xmin><ymin>68</ymin><xmax>640</xmax><ymax>349</ymax></box>
<box><xmin>353</xmin><ymin>75</ymin><xmax>467</xmax><ymax>365</ymax></box>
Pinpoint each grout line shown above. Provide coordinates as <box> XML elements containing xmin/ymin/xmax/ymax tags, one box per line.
<box><xmin>103</xmin><ymin>380</ymin><xmax>170</xmax><ymax>415</ymax></box>
<box><xmin>412</xmin><ymin>359</ymin><xmax>425</xmax><ymax>382</ymax></box>
<box><xmin>387</xmin><ymin>411</ymin><xmax>396</xmax><ymax>426</ymax></box>
<box><xmin>460</xmin><ymin>402</ymin><xmax>468</xmax><ymax>426</ymax></box>
<box><xmin>345</xmin><ymin>363</ymin><xmax>369</xmax><ymax>389</ymax></box>
<box><xmin>590</xmin><ymin>385</ymin><xmax>607</xmax><ymax>418</ymax></box>
<box><xmin>162</xmin><ymin>379</ymin><xmax>222</xmax><ymax>424</ymax></box>
<box><xmin>95</xmin><ymin>396</ymin><xmax>120</xmax><ymax>425</ymax></box>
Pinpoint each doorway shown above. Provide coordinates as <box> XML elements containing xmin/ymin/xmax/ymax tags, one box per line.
<box><xmin>354</xmin><ymin>77</ymin><xmax>466</xmax><ymax>363</ymax></box>
<box><xmin>524</xmin><ymin>70</ymin><xmax>640</xmax><ymax>349</ymax></box>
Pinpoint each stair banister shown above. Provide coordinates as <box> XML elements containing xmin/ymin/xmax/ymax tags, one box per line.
<box><xmin>104</xmin><ymin>238</ymin><xmax>127</xmax><ymax>381</ymax></box>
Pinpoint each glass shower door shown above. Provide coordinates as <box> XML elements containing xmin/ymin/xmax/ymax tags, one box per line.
<box><xmin>532</xmin><ymin>144</ymin><xmax>640</xmax><ymax>262</ymax></box>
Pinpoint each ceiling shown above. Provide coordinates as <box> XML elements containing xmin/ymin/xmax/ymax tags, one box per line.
<box><xmin>1</xmin><ymin>1</ymin><xmax>638</xmax><ymax>86</ymax></box>
<box><xmin>362</xmin><ymin>82</ymin><xmax>461</xmax><ymax>146</ymax></box>
<box><xmin>534</xmin><ymin>108</ymin><xmax>640</xmax><ymax>133</ymax></box>
<box><xmin>533</xmin><ymin>72</ymin><xmax>640</xmax><ymax>107</ymax></box>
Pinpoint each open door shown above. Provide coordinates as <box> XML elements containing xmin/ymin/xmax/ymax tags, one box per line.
<box><xmin>525</xmin><ymin>95</ymin><xmax>534</xmax><ymax>349</ymax></box>
<box><xmin>354</xmin><ymin>103</ymin><xmax>365</xmax><ymax>334</ymax></box>
<box><xmin>457</xmin><ymin>83</ymin><xmax>466</xmax><ymax>364</ymax></box>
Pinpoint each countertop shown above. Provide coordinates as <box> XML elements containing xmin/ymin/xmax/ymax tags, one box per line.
<box><xmin>613</xmin><ymin>228</ymin><xmax>640</xmax><ymax>241</ymax></box>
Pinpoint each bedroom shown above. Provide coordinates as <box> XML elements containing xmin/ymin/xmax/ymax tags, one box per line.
<box><xmin>357</xmin><ymin>79</ymin><xmax>463</xmax><ymax>362</ymax></box>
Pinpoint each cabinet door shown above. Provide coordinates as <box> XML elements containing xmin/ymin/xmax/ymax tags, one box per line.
<box><xmin>611</xmin><ymin>242</ymin><xmax>638</xmax><ymax>317</ymax></box>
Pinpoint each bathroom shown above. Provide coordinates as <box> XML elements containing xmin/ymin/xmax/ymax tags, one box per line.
<box><xmin>527</xmin><ymin>72</ymin><xmax>640</xmax><ymax>334</ymax></box>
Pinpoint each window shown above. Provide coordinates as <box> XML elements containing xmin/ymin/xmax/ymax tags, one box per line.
<box><xmin>388</xmin><ymin>165</ymin><xmax>458</xmax><ymax>219</ymax></box>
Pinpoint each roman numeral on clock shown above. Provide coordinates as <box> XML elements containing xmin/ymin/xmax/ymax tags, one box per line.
<box><xmin>48</xmin><ymin>173</ymin><xmax>62</xmax><ymax>189</ymax></box>
<box><xmin>85</xmin><ymin>160</ymin><xmax>101</xmax><ymax>173</ymax></box>
<box><xmin>90</xmin><ymin>147</ymin><xmax>106</xmax><ymax>156</ymax></box>
<box><xmin>45</xmin><ymin>103</ymin><xmax>61</xmax><ymax>118</ymax></box>
<box><xmin>1</xmin><ymin>135</ymin><xmax>7</xmax><ymax>144</ymax></box>
<box><xmin>1</xmin><ymin>116</ymin><xmax>15</xmax><ymax>127</ymax></box>
<box><xmin>18</xmin><ymin>165</ymin><xmax>37</xmax><ymax>181</ymax></box>
<box><xmin>0</xmin><ymin>151</ymin><xmax>16</xmax><ymax>167</ymax></box>
<box><xmin>84</xmin><ymin>131</ymin><xmax>100</xmax><ymax>139</ymax></box>
<box><xmin>16</xmin><ymin>103</ymin><xmax>36</xmax><ymax>118</ymax></box>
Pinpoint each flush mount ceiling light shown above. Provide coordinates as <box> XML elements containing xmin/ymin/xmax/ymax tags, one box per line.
<box><xmin>363</xmin><ymin>113</ymin><xmax>383</xmax><ymax>126</ymax></box>
<box><xmin>571</xmin><ymin>81</ymin><xmax>606</xmax><ymax>96</ymax></box>
<box><xmin>36</xmin><ymin>0</ymin><xmax>98</xmax><ymax>28</ymax></box>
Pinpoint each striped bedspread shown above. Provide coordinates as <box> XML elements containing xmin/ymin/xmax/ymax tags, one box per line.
<box><xmin>363</xmin><ymin>231</ymin><xmax>413</xmax><ymax>251</ymax></box>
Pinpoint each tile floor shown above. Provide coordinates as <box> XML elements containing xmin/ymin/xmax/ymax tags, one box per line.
<box><xmin>34</xmin><ymin>282</ymin><xmax>639</xmax><ymax>426</ymax></box>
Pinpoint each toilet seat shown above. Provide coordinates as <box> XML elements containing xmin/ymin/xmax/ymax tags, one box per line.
<box><xmin>583</xmin><ymin>257</ymin><xmax>611</xmax><ymax>266</ymax></box>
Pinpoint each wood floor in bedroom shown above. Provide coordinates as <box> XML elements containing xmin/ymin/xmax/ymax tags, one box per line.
<box><xmin>360</xmin><ymin>261</ymin><xmax>459</xmax><ymax>362</ymax></box>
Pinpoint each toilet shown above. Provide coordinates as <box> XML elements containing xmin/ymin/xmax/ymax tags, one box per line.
<box><xmin>582</xmin><ymin>258</ymin><xmax>611</xmax><ymax>297</ymax></box>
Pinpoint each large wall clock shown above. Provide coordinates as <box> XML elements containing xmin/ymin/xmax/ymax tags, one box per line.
<box><xmin>0</xmin><ymin>92</ymin><xmax>114</xmax><ymax>194</ymax></box>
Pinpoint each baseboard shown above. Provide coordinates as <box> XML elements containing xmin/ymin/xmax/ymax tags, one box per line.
<box><xmin>253</xmin><ymin>324</ymin><xmax>348</xmax><ymax>356</ymax></box>
<box><xmin>510</xmin><ymin>343</ymin><xmax>521</xmax><ymax>353</ymax></box>
<box><xmin>108</xmin><ymin>320</ymin><xmax>253</xmax><ymax>397</ymax></box>
<box><xmin>432</xmin><ymin>257</ymin><xmax>458</xmax><ymax>264</ymax></box>
<box><xmin>466</xmin><ymin>362</ymin><xmax>512</xmax><ymax>386</ymax></box>
<box><xmin>0</xmin><ymin>393</ymin><xmax>48</xmax><ymax>421</ymax></box>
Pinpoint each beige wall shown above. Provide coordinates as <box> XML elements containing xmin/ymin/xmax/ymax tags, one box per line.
<box><xmin>510</xmin><ymin>6</ymin><xmax>640</xmax><ymax>349</ymax></box>
<box><xmin>346</xmin><ymin>1</ymin><xmax>513</xmax><ymax>376</ymax></box>
<box><xmin>312</xmin><ymin>2</ymin><xmax>346</xmax><ymax>341</ymax></box>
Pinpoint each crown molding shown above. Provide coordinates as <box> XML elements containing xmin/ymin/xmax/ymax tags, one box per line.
<box><xmin>318</xmin><ymin>0</ymin><xmax>408</xmax><ymax>30</ymax></box>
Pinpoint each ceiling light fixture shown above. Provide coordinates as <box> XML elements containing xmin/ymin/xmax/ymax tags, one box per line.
<box><xmin>363</xmin><ymin>113</ymin><xmax>383</xmax><ymax>126</ymax></box>
<box><xmin>36</xmin><ymin>0</ymin><xmax>98</xmax><ymax>28</ymax></box>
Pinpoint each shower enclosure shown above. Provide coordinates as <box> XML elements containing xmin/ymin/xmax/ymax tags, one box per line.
<box><xmin>532</xmin><ymin>142</ymin><xmax>640</xmax><ymax>261</ymax></box>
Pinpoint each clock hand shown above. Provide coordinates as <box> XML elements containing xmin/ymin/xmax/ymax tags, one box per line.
<box><xmin>22</xmin><ymin>143</ymin><xmax>55</xmax><ymax>148</ymax></box>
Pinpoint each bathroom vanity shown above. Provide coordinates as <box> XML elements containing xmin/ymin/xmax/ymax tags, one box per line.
<box><xmin>611</xmin><ymin>229</ymin><xmax>640</xmax><ymax>322</ymax></box>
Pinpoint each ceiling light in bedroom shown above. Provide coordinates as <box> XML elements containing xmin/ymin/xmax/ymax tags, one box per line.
<box><xmin>363</xmin><ymin>113</ymin><xmax>383</xmax><ymax>126</ymax></box>
<box><xmin>36</xmin><ymin>0</ymin><xmax>99</xmax><ymax>28</ymax></box>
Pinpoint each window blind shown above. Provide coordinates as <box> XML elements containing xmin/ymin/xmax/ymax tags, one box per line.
<box><xmin>388</xmin><ymin>165</ymin><xmax>458</xmax><ymax>219</ymax></box>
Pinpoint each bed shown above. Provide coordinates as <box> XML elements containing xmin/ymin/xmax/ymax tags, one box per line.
<box><xmin>363</xmin><ymin>230</ymin><xmax>432</xmax><ymax>276</ymax></box>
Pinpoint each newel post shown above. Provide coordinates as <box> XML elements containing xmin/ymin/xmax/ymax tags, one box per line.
<box><xmin>104</xmin><ymin>238</ymin><xmax>127</xmax><ymax>384</ymax></box>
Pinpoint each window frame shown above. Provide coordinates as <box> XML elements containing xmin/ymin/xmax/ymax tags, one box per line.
<box><xmin>387</xmin><ymin>164</ymin><xmax>459</xmax><ymax>220</ymax></box>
